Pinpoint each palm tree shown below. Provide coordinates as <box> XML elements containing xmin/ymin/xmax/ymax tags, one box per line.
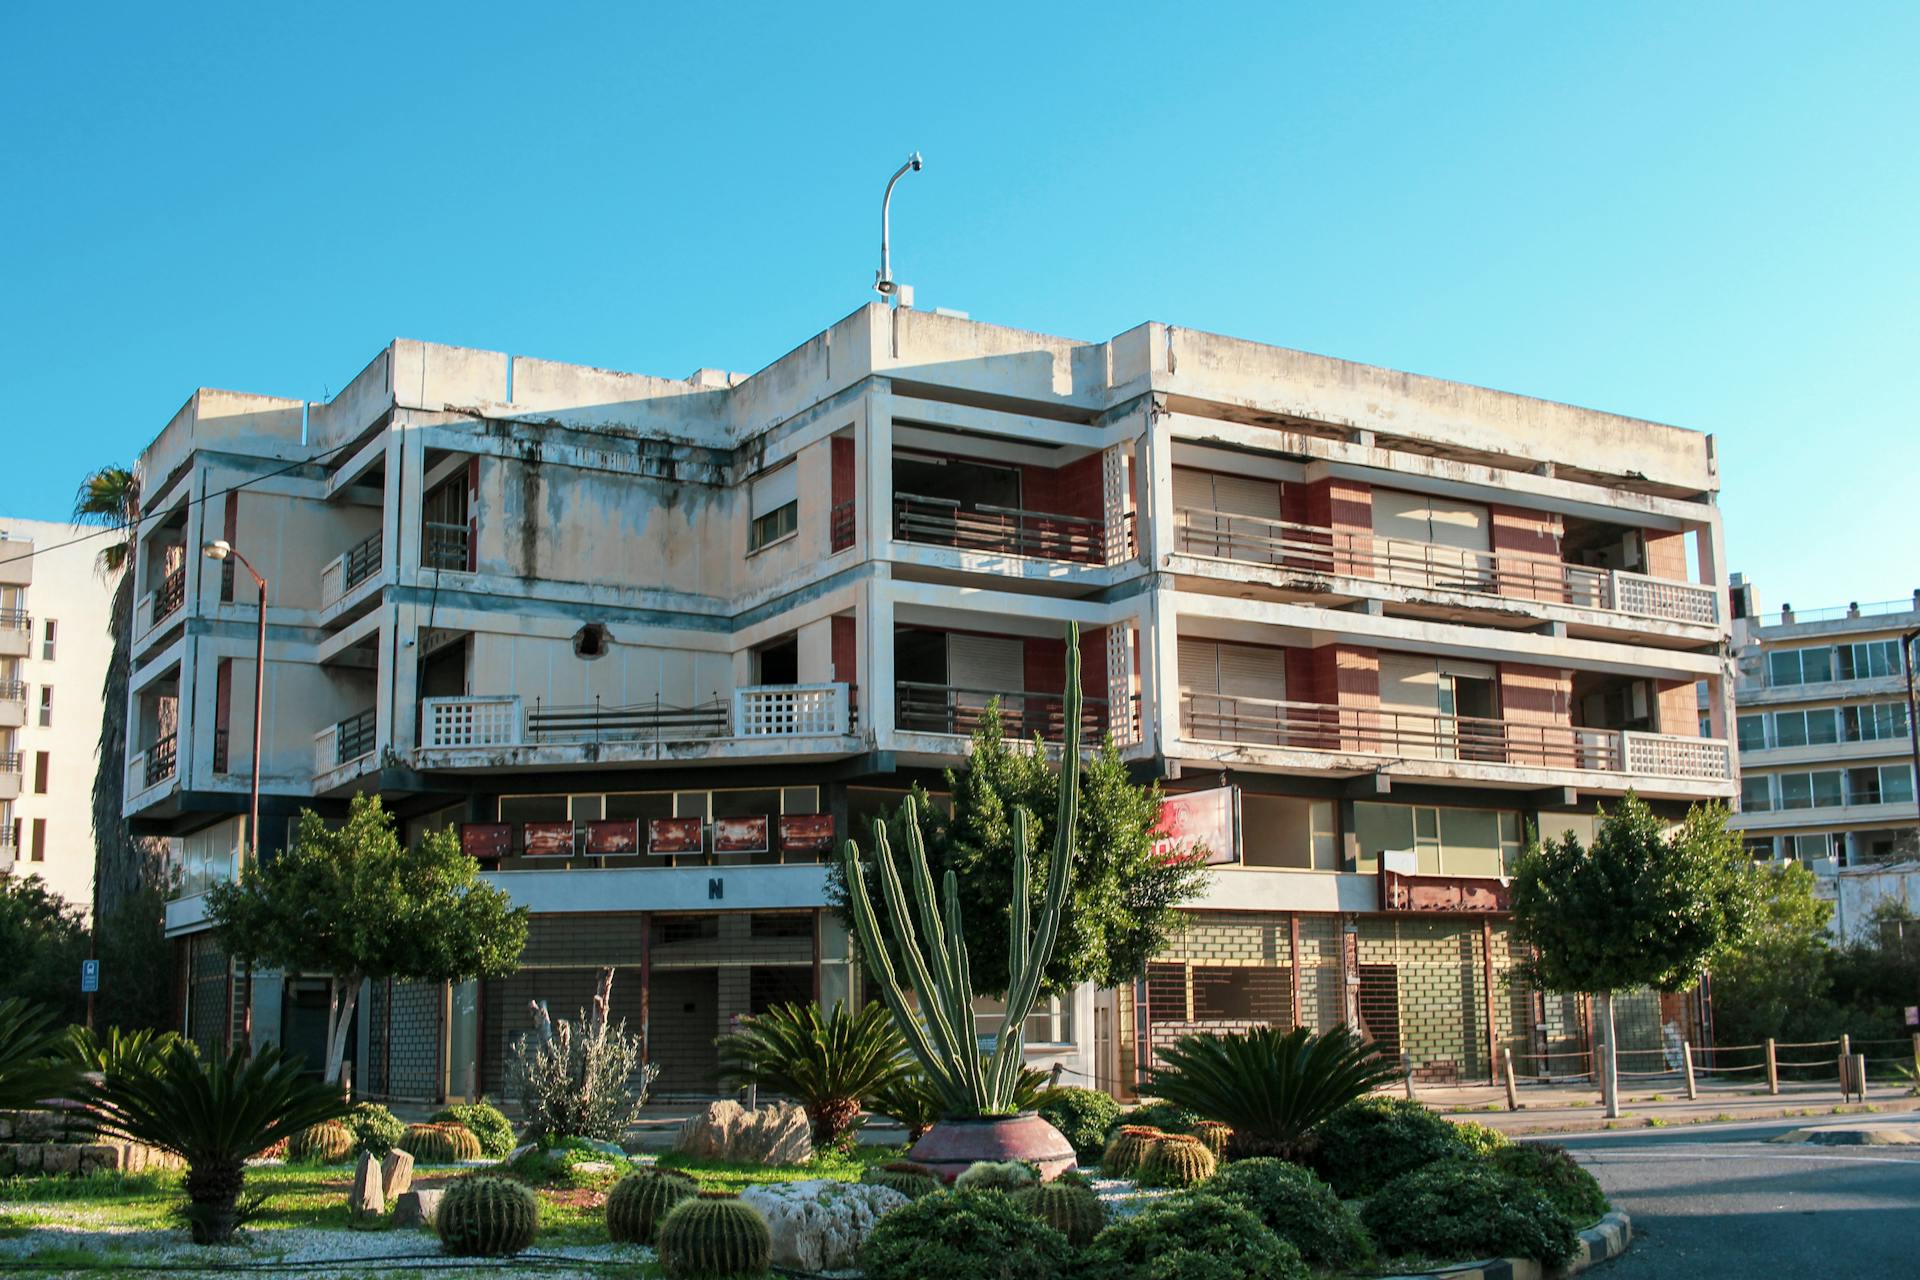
<box><xmin>716</xmin><ymin>1001</ymin><xmax>913</xmax><ymax>1146</ymax></box>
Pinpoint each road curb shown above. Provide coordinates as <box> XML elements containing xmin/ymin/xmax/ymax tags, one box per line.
<box><xmin>1378</xmin><ymin>1209</ymin><xmax>1632</xmax><ymax>1280</ymax></box>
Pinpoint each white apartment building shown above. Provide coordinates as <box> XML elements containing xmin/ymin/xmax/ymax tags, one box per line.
<box><xmin>127</xmin><ymin>305</ymin><xmax>1735</xmax><ymax>1101</ymax></box>
<box><xmin>0</xmin><ymin>520</ymin><xmax>116</xmax><ymax>913</ymax></box>
<box><xmin>1727</xmin><ymin>577</ymin><xmax>1920</xmax><ymax>869</ymax></box>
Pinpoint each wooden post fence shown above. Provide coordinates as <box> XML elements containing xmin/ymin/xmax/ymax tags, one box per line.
<box><xmin>1765</xmin><ymin>1039</ymin><xmax>1779</xmax><ymax>1095</ymax></box>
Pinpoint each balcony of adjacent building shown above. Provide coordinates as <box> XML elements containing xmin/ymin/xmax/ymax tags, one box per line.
<box><xmin>1170</xmin><ymin>634</ymin><xmax>1732</xmax><ymax>797</ymax></box>
<box><xmin>0</xmin><ymin>674</ymin><xmax>25</xmax><ymax>729</ymax></box>
<box><xmin>0</xmin><ymin>745</ymin><xmax>20</xmax><ymax>802</ymax></box>
<box><xmin>888</xmin><ymin>436</ymin><xmax>1136</xmax><ymax>587</ymax></box>
<box><xmin>1735</xmin><ymin>635</ymin><xmax>1915</xmax><ymax>706</ymax></box>
<box><xmin>1165</xmin><ymin>466</ymin><xmax>1720</xmax><ymax>645</ymax></box>
<box><xmin>0</xmin><ymin>605</ymin><xmax>31</xmax><ymax>661</ymax></box>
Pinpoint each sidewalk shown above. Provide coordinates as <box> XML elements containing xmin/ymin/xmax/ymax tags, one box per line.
<box><xmin>1420</xmin><ymin>1079</ymin><xmax>1920</xmax><ymax>1135</ymax></box>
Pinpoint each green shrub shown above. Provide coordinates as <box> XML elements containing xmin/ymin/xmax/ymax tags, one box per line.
<box><xmin>1491</xmin><ymin>1144</ymin><xmax>1608</xmax><ymax>1222</ymax></box>
<box><xmin>1078</xmin><ymin>1192</ymin><xmax>1306</xmax><ymax>1280</ymax></box>
<box><xmin>1013</xmin><ymin>1180</ymin><xmax>1105</xmax><ymax>1247</ymax></box>
<box><xmin>1361</xmin><ymin>1161</ymin><xmax>1578</xmax><ymax>1267</ymax></box>
<box><xmin>1111</xmin><ymin>1102</ymin><xmax>1197</xmax><ymax>1136</ymax></box>
<box><xmin>1208</xmin><ymin>1158</ymin><xmax>1370</xmax><ymax>1271</ymax></box>
<box><xmin>508</xmin><ymin>1135</ymin><xmax>628</xmax><ymax>1189</ymax></box>
<box><xmin>657</xmin><ymin>1191</ymin><xmax>773</xmax><ymax>1280</ymax></box>
<box><xmin>954</xmin><ymin>1159</ymin><xmax>1039</xmax><ymax>1192</ymax></box>
<box><xmin>431</xmin><ymin>1100</ymin><xmax>516</xmax><ymax>1159</ymax></box>
<box><xmin>1453</xmin><ymin>1119</ymin><xmax>1512</xmax><ymax>1158</ymax></box>
<box><xmin>1308</xmin><ymin>1097</ymin><xmax>1472</xmax><ymax>1197</ymax></box>
<box><xmin>1150</xmin><ymin>1026</ymin><xmax>1399</xmax><ymax>1160</ymax></box>
<box><xmin>344</xmin><ymin>1102</ymin><xmax>407</xmax><ymax>1158</ymax></box>
<box><xmin>437</xmin><ymin>1176</ymin><xmax>540</xmax><ymax>1256</ymax></box>
<box><xmin>607</xmin><ymin>1168</ymin><xmax>698</xmax><ymax>1244</ymax></box>
<box><xmin>1136</xmin><ymin>1135</ymin><xmax>1216</xmax><ymax>1188</ymax></box>
<box><xmin>1035</xmin><ymin>1087</ymin><xmax>1120</xmax><ymax>1161</ymax></box>
<box><xmin>859</xmin><ymin>1188</ymin><xmax>1072</xmax><ymax>1280</ymax></box>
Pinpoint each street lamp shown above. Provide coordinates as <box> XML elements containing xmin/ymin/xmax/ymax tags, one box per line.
<box><xmin>204</xmin><ymin>539</ymin><xmax>266</xmax><ymax>1050</ymax></box>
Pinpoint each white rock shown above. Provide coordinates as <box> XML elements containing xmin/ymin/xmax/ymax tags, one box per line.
<box><xmin>740</xmin><ymin>1179</ymin><xmax>908</xmax><ymax>1272</ymax></box>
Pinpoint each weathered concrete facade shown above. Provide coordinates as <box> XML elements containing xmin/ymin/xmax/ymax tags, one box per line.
<box><xmin>128</xmin><ymin>305</ymin><xmax>1733</xmax><ymax>1098</ymax></box>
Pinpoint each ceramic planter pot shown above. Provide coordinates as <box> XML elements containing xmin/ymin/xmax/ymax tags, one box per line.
<box><xmin>906</xmin><ymin>1112</ymin><xmax>1077</xmax><ymax>1181</ymax></box>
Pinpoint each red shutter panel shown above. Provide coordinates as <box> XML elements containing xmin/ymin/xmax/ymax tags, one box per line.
<box><xmin>830</xmin><ymin>436</ymin><xmax>856</xmax><ymax>552</ymax></box>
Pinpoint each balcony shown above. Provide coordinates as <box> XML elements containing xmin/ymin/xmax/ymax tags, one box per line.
<box><xmin>424</xmin><ymin>521</ymin><xmax>469</xmax><ymax>572</ymax></box>
<box><xmin>314</xmin><ymin>708</ymin><xmax>377</xmax><ymax>777</ymax></box>
<box><xmin>320</xmin><ymin>531</ymin><xmax>383</xmax><ymax>610</ymax></box>
<box><xmin>0</xmin><ymin>749</ymin><xmax>20</xmax><ymax>801</ymax></box>
<box><xmin>1173</xmin><ymin>508</ymin><xmax>1719</xmax><ymax>626</ymax></box>
<box><xmin>147</xmin><ymin>565</ymin><xmax>186</xmax><ymax>629</ymax></box>
<box><xmin>895</xmin><ymin>682</ymin><xmax>1140</xmax><ymax>745</ymax></box>
<box><xmin>1180</xmin><ymin>692</ymin><xmax>1732</xmax><ymax>781</ymax></box>
<box><xmin>0</xmin><ymin>610</ymin><xmax>29</xmax><ymax>658</ymax></box>
<box><xmin>0</xmin><ymin>679</ymin><xmax>24</xmax><ymax>729</ymax></box>
<box><xmin>128</xmin><ymin>733</ymin><xmax>178</xmax><ymax>796</ymax></box>
<box><xmin>418</xmin><ymin>684</ymin><xmax>857</xmax><ymax>753</ymax></box>
<box><xmin>894</xmin><ymin>495</ymin><xmax>1134</xmax><ymax>566</ymax></box>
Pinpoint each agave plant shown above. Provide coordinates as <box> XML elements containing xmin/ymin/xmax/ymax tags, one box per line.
<box><xmin>81</xmin><ymin>1041</ymin><xmax>350</xmax><ymax>1243</ymax></box>
<box><xmin>0</xmin><ymin>998</ymin><xmax>82</xmax><ymax>1111</ymax></box>
<box><xmin>1148</xmin><ymin>1025</ymin><xmax>1398</xmax><ymax>1159</ymax></box>
<box><xmin>716</xmin><ymin>1000</ymin><xmax>912</xmax><ymax>1145</ymax></box>
<box><xmin>871</xmin><ymin>1063</ymin><xmax>1055</xmax><ymax>1142</ymax></box>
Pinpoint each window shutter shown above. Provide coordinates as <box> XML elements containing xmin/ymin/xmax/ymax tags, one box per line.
<box><xmin>1172</xmin><ymin>468</ymin><xmax>1215</xmax><ymax>512</ymax></box>
<box><xmin>948</xmin><ymin>635</ymin><xmax>1021</xmax><ymax>693</ymax></box>
<box><xmin>1211</xmin><ymin>476</ymin><xmax>1283</xmax><ymax>520</ymax></box>
<box><xmin>1177</xmin><ymin>638</ymin><xmax>1219</xmax><ymax>695</ymax></box>
<box><xmin>1378</xmin><ymin>654</ymin><xmax>1441</xmax><ymax>714</ymax></box>
<box><xmin>751</xmin><ymin>464</ymin><xmax>799</xmax><ymax>518</ymax></box>
<box><xmin>1217</xmin><ymin>643</ymin><xmax>1287</xmax><ymax>703</ymax></box>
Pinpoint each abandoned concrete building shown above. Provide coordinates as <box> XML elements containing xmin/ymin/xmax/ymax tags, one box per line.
<box><xmin>126</xmin><ymin>304</ymin><xmax>1735</xmax><ymax>1101</ymax></box>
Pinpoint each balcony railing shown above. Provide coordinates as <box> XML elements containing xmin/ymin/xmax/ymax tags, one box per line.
<box><xmin>0</xmin><ymin>750</ymin><xmax>21</xmax><ymax>774</ymax></box>
<box><xmin>139</xmin><ymin>733</ymin><xmax>178</xmax><ymax>788</ymax></box>
<box><xmin>830</xmin><ymin>500</ymin><xmax>856</xmax><ymax>553</ymax></box>
<box><xmin>419</xmin><ymin>684</ymin><xmax>860</xmax><ymax>751</ymax></box>
<box><xmin>0</xmin><ymin>679</ymin><xmax>25</xmax><ymax>702</ymax></box>
<box><xmin>895</xmin><ymin>494</ymin><xmax>1135</xmax><ymax>566</ymax></box>
<box><xmin>424</xmin><ymin>521</ymin><xmax>470</xmax><ymax>571</ymax></box>
<box><xmin>1180</xmin><ymin>692</ymin><xmax>1732</xmax><ymax>781</ymax></box>
<box><xmin>212</xmin><ymin>728</ymin><xmax>230</xmax><ymax>774</ymax></box>
<box><xmin>0</xmin><ymin>609</ymin><xmax>27</xmax><ymax>632</ymax></box>
<box><xmin>1173</xmin><ymin>508</ymin><xmax>1719</xmax><ymax>626</ymax></box>
<box><xmin>150</xmin><ymin>565</ymin><xmax>186</xmax><ymax>627</ymax></box>
<box><xmin>321</xmin><ymin>531</ymin><xmax>384</xmax><ymax>606</ymax></box>
<box><xmin>315</xmin><ymin>708</ymin><xmax>377</xmax><ymax>775</ymax></box>
<box><xmin>895</xmin><ymin>681</ymin><xmax>1140</xmax><ymax>744</ymax></box>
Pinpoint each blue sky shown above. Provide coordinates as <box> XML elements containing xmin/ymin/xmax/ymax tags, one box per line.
<box><xmin>3</xmin><ymin>3</ymin><xmax>1913</xmax><ymax>610</ymax></box>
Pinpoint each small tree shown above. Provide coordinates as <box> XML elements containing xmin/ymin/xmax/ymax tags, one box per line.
<box><xmin>1509</xmin><ymin>794</ymin><xmax>1759</xmax><ymax>1117</ymax></box>
<box><xmin>0</xmin><ymin>875</ymin><xmax>91</xmax><ymax>1025</ymax></box>
<box><xmin>1707</xmin><ymin>860</ymin><xmax>1838</xmax><ymax>1051</ymax></box>
<box><xmin>207</xmin><ymin>794</ymin><xmax>528</xmax><ymax>1084</ymax></box>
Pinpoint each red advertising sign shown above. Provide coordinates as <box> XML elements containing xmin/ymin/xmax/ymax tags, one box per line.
<box><xmin>778</xmin><ymin>813</ymin><xmax>836</xmax><ymax>854</ymax></box>
<box><xmin>1152</xmin><ymin>787</ymin><xmax>1239</xmax><ymax>865</ymax></box>
<box><xmin>586</xmin><ymin>820</ymin><xmax>640</xmax><ymax>856</ymax></box>
<box><xmin>1380</xmin><ymin>870</ymin><xmax>1510</xmax><ymax>914</ymax></box>
<box><xmin>460</xmin><ymin>823</ymin><xmax>512</xmax><ymax>861</ymax></box>
<box><xmin>714</xmin><ymin>816</ymin><xmax>770</xmax><ymax>854</ymax></box>
<box><xmin>523</xmin><ymin>821</ymin><xmax>575</xmax><ymax>857</ymax></box>
<box><xmin>647</xmin><ymin>817</ymin><xmax>704</xmax><ymax>856</ymax></box>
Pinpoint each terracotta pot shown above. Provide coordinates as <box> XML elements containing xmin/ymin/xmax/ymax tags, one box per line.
<box><xmin>906</xmin><ymin>1112</ymin><xmax>1077</xmax><ymax>1182</ymax></box>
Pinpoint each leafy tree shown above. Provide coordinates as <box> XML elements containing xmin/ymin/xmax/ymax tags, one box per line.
<box><xmin>831</xmin><ymin>705</ymin><xmax>1208</xmax><ymax>995</ymax></box>
<box><xmin>1510</xmin><ymin>793</ymin><xmax>1760</xmax><ymax>1117</ymax></box>
<box><xmin>206</xmin><ymin>794</ymin><xmax>528</xmax><ymax>1084</ymax></box>
<box><xmin>1706</xmin><ymin>860</ymin><xmax>1838</xmax><ymax>1049</ymax></box>
<box><xmin>94</xmin><ymin>881</ymin><xmax>176</xmax><ymax>1032</ymax></box>
<box><xmin>0</xmin><ymin>874</ymin><xmax>91</xmax><ymax>1024</ymax></box>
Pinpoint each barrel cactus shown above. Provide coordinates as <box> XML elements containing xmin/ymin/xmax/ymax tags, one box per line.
<box><xmin>288</xmin><ymin>1119</ymin><xmax>354</xmax><ymax>1164</ymax></box>
<box><xmin>436</xmin><ymin>1176</ymin><xmax>540</xmax><ymax>1257</ymax></box>
<box><xmin>1102</xmin><ymin>1125</ymin><xmax>1164</xmax><ymax>1177</ymax></box>
<box><xmin>860</xmin><ymin>1161</ymin><xmax>942</xmax><ymax>1200</ymax></box>
<box><xmin>657</xmin><ymin>1191</ymin><xmax>773</xmax><ymax>1280</ymax></box>
<box><xmin>607</xmin><ymin>1168</ymin><xmax>699</xmax><ymax>1245</ymax></box>
<box><xmin>1138</xmin><ymin>1134</ymin><xmax>1217</xmax><ymax>1188</ymax></box>
<box><xmin>400</xmin><ymin>1122</ymin><xmax>484</xmax><ymax>1164</ymax></box>
<box><xmin>1192</xmin><ymin>1121</ymin><xmax>1234</xmax><ymax>1159</ymax></box>
<box><xmin>954</xmin><ymin>1160</ymin><xmax>1040</xmax><ymax>1193</ymax></box>
<box><xmin>1014</xmin><ymin>1180</ymin><xmax>1106</xmax><ymax>1247</ymax></box>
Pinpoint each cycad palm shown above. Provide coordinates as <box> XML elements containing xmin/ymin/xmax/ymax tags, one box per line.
<box><xmin>1149</xmin><ymin>1025</ymin><xmax>1398</xmax><ymax>1159</ymax></box>
<box><xmin>716</xmin><ymin>1001</ymin><xmax>911</xmax><ymax>1145</ymax></box>
<box><xmin>0</xmin><ymin>998</ymin><xmax>82</xmax><ymax>1111</ymax></box>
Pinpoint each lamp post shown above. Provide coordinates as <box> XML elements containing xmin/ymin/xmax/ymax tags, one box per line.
<box><xmin>203</xmin><ymin>539</ymin><xmax>266</xmax><ymax>1049</ymax></box>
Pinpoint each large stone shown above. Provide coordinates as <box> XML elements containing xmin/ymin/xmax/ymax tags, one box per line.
<box><xmin>391</xmin><ymin>1188</ymin><xmax>445</xmax><ymax>1230</ymax></box>
<box><xmin>350</xmin><ymin>1151</ymin><xmax>385</xmax><ymax>1219</ymax></box>
<box><xmin>79</xmin><ymin>1145</ymin><xmax>117</xmax><ymax>1175</ymax></box>
<box><xmin>507</xmin><ymin>1142</ymin><xmax>540</xmax><ymax>1166</ymax></box>
<box><xmin>742</xmin><ymin>1180</ymin><xmax>908</xmax><ymax>1272</ymax></box>
<box><xmin>11</xmin><ymin>1146</ymin><xmax>40</xmax><ymax>1174</ymax></box>
<box><xmin>675</xmin><ymin>1100</ymin><xmax>813</xmax><ymax>1166</ymax></box>
<box><xmin>381</xmin><ymin>1149</ymin><xmax>415</xmax><ymax>1199</ymax></box>
<box><xmin>40</xmin><ymin>1145</ymin><xmax>79</xmax><ymax>1176</ymax></box>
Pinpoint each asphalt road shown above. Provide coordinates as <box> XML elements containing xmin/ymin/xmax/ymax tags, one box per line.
<box><xmin>1552</xmin><ymin>1115</ymin><xmax>1920</xmax><ymax>1279</ymax></box>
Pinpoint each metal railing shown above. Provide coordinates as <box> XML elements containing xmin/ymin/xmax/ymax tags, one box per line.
<box><xmin>321</xmin><ymin>531</ymin><xmax>385</xmax><ymax>606</ymax></box>
<box><xmin>0</xmin><ymin>750</ymin><xmax>21</xmax><ymax>773</ymax></box>
<box><xmin>830</xmin><ymin>500</ymin><xmax>856</xmax><ymax>552</ymax></box>
<box><xmin>894</xmin><ymin>494</ymin><xmax>1135</xmax><ymax>565</ymax></box>
<box><xmin>1179</xmin><ymin>691</ymin><xmax>1732</xmax><ymax>780</ymax></box>
<box><xmin>315</xmin><ymin>708</ymin><xmax>377</xmax><ymax>775</ymax></box>
<box><xmin>1173</xmin><ymin>507</ymin><xmax>1719</xmax><ymax>625</ymax></box>
<box><xmin>423</xmin><ymin>521</ymin><xmax>469</xmax><ymax>571</ymax></box>
<box><xmin>0</xmin><ymin>609</ymin><xmax>27</xmax><ymax>632</ymax></box>
<box><xmin>143</xmin><ymin>734</ymin><xmax>178</xmax><ymax>787</ymax></box>
<box><xmin>1778</xmin><ymin>598</ymin><xmax>1920</xmax><ymax>624</ymax></box>
<box><xmin>212</xmin><ymin>728</ymin><xmax>229</xmax><ymax>774</ymax></box>
<box><xmin>895</xmin><ymin>681</ymin><xmax>1139</xmax><ymax>744</ymax></box>
<box><xmin>151</xmin><ymin>566</ymin><xmax>186</xmax><ymax>626</ymax></box>
<box><xmin>0</xmin><ymin>679</ymin><xmax>25</xmax><ymax>702</ymax></box>
<box><xmin>418</xmin><ymin>685</ymin><xmax>862</xmax><ymax>751</ymax></box>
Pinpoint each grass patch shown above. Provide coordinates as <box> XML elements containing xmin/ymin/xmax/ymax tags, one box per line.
<box><xmin>0</xmin><ymin>1170</ymin><xmax>179</xmax><ymax>1203</ymax></box>
<box><xmin>652</xmin><ymin>1144</ymin><xmax>901</xmax><ymax>1194</ymax></box>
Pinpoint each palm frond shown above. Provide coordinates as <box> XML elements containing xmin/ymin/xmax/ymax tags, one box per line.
<box><xmin>80</xmin><ymin>1041</ymin><xmax>350</xmax><ymax>1163</ymax></box>
<box><xmin>71</xmin><ymin>466</ymin><xmax>139</xmax><ymax>580</ymax></box>
<box><xmin>716</xmin><ymin>1001</ymin><xmax>913</xmax><ymax>1143</ymax></box>
<box><xmin>1148</xmin><ymin>1025</ymin><xmax>1399</xmax><ymax>1158</ymax></box>
<box><xmin>0</xmin><ymin>998</ymin><xmax>83</xmax><ymax>1110</ymax></box>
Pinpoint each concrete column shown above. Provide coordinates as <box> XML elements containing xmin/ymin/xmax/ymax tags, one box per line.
<box><xmin>1142</xmin><ymin>583</ymin><xmax>1180</xmax><ymax>758</ymax></box>
<box><xmin>863</xmin><ymin>387</ymin><xmax>894</xmax><ymax>558</ymax></box>
<box><xmin>1139</xmin><ymin>398</ymin><xmax>1174</xmax><ymax>570</ymax></box>
<box><xmin>864</xmin><ymin>572</ymin><xmax>896</xmax><ymax>745</ymax></box>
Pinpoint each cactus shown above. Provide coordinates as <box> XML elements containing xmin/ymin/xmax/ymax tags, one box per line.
<box><xmin>657</xmin><ymin>1190</ymin><xmax>773</xmax><ymax>1280</ymax></box>
<box><xmin>839</xmin><ymin>623</ymin><xmax>1084</xmax><ymax>1119</ymax></box>
<box><xmin>1191</xmin><ymin>1120</ymin><xmax>1233</xmax><ymax>1159</ymax></box>
<box><xmin>288</xmin><ymin>1119</ymin><xmax>354</xmax><ymax>1164</ymax></box>
<box><xmin>1101</xmin><ymin>1125</ymin><xmax>1164</xmax><ymax>1177</ymax></box>
<box><xmin>400</xmin><ymin>1122</ymin><xmax>484</xmax><ymax>1164</ymax></box>
<box><xmin>1014</xmin><ymin>1180</ymin><xmax>1105</xmax><ymax>1247</ymax></box>
<box><xmin>860</xmin><ymin>1162</ymin><xmax>942</xmax><ymax>1200</ymax></box>
<box><xmin>436</xmin><ymin>1176</ymin><xmax>540</xmax><ymax>1256</ymax></box>
<box><xmin>1137</xmin><ymin>1134</ymin><xmax>1217</xmax><ymax>1188</ymax></box>
<box><xmin>607</xmin><ymin>1167</ymin><xmax>698</xmax><ymax>1245</ymax></box>
<box><xmin>955</xmin><ymin>1159</ymin><xmax>1040</xmax><ymax>1192</ymax></box>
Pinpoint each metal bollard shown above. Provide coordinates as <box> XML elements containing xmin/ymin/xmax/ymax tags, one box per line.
<box><xmin>1765</xmin><ymin>1038</ymin><xmax>1779</xmax><ymax>1096</ymax></box>
<box><xmin>1502</xmin><ymin>1047</ymin><xmax>1518</xmax><ymax>1111</ymax></box>
<box><xmin>1682</xmin><ymin>1041</ymin><xmax>1698</xmax><ymax>1101</ymax></box>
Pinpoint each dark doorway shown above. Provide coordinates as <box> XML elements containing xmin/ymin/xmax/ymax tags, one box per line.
<box><xmin>649</xmin><ymin>969</ymin><xmax>720</xmax><ymax>1093</ymax></box>
<box><xmin>756</xmin><ymin>637</ymin><xmax>798</xmax><ymax>686</ymax></box>
<box><xmin>894</xmin><ymin>454</ymin><xmax>1021</xmax><ymax>512</ymax></box>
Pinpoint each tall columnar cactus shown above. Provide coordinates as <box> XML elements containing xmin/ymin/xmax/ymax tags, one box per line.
<box><xmin>288</xmin><ymin>1119</ymin><xmax>354</xmax><ymax>1164</ymax></box>
<box><xmin>400</xmin><ymin>1122</ymin><xmax>483</xmax><ymax>1164</ymax></box>
<box><xmin>436</xmin><ymin>1176</ymin><xmax>540</xmax><ymax>1256</ymax></box>
<box><xmin>1014</xmin><ymin>1180</ymin><xmax>1106</xmax><ymax>1247</ymax></box>
<box><xmin>1137</xmin><ymin>1134</ymin><xmax>1217</xmax><ymax>1188</ymax></box>
<box><xmin>607</xmin><ymin>1167</ymin><xmax>698</xmax><ymax>1244</ymax></box>
<box><xmin>840</xmin><ymin>623</ymin><xmax>1083</xmax><ymax>1118</ymax></box>
<box><xmin>657</xmin><ymin>1191</ymin><xmax>773</xmax><ymax>1280</ymax></box>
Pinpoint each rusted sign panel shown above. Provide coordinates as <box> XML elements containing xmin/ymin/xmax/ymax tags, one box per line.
<box><xmin>460</xmin><ymin>823</ymin><xmax>512</xmax><ymax>861</ymax></box>
<box><xmin>1380</xmin><ymin>870</ymin><xmax>1510</xmax><ymax>913</ymax></box>
<box><xmin>648</xmin><ymin>817</ymin><xmax>704</xmax><ymax>855</ymax></box>
<box><xmin>778</xmin><ymin>813</ymin><xmax>836</xmax><ymax>853</ymax></box>
<box><xmin>714</xmin><ymin>816</ymin><xmax>770</xmax><ymax>854</ymax></box>
<box><xmin>523</xmin><ymin>821</ymin><xmax>575</xmax><ymax>857</ymax></box>
<box><xmin>586</xmin><ymin>820</ymin><xmax>640</xmax><ymax>856</ymax></box>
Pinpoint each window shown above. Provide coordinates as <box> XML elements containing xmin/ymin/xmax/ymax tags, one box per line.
<box><xmin>36</xmin><ymin>686</ymin><xmax>51</xmax><ymax>728</ymax></box>
<box><xmin>1776</xmin><ymin>771</ymin><xmax>1845</xmax><ymax>809</ymax></box>
<box><xmin>32</xmin><ymin>752</ymin><xmax>48</xmax><ymax>794</ymax></box>
<box><xmin>1772</xmin><ymin>708</ymin><xmax>1838</xmax><ymax>748</ymax></box>
<box><xmin>30</xmin><ymin>818</ymin><xmax>45</xmax><ymax>862</ymax></box>
<box><xmin>422</xmin><ymin>471</ymin><xmax>471</xmax><ymax>571</ymax></box>
<box><xmin>1351</xmin><ymin>802</ymin><xmax>1518</xmax><ymax>876</ymax></box>
<box><xmin>1843</xmin><ymin>702</ymin><xmax>1909</xmax><ymax>742</ymax></box>
<box><xmin>1846</xmin><ymin>767</ymin><xmax>1883</xmax><ymax>806</ymax></box>
<box><xmin>40</xmin><ymin>620</ymin><xmax>55</xmax><ymax>661</ymax></box>
<box><xmin>1879</xmin><ymin>765</ymin><xmax>1915</xmax><ymax>806</ymax></box>
<box><xmin>748</xmin><ymin>463</ymin><xmax>799</xmax><ymax>552</ymax></box>
<box><xmin>1790</xmin><ymin>833</ymin><xmax>1834</xmax><ymax>862</ymax></box>
<box><xmin>1768</xmin><ymin>647</ymin><xmax>1833</xmax><ymax>687</ymax></box>
<box><xmin>1699</xmin><ymin>715</ymin><xmax>1712</xmax><ymax>738</ymax></box>
<box><xmin>1836</xmin><ymin>640</ymin><xmax>1900</xmax><ymax>681</ymax></box>
<box><xmin>1740</xmin><ymin>774</ymin><xmax>1772</xmax><ymax>812</ymax></box>
<box><xmin>1737</xmin><ymin>715</ymin><xmax>1768</xmax><ymax>751</ymax></box>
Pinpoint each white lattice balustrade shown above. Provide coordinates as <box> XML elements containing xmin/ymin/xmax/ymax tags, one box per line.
<box><xmin>733</xmin><ymin>683</ymin><xmax>850</xmax><ymax>737</ymax></box>
<box><xmin>422</xmin><ymin>696</ymin><xmax>523</xmax><ymax>749</ymax></box>
<box><xmin>1621</xmin><ymin>731</ymin><xmax>1732</xmax><ymax>780</ymax></box>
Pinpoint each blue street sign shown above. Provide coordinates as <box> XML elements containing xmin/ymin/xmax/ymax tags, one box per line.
<box><xmin>80</xmin><ymin>959</ymin><xmax>100</xmax><ymax>994</ymax></box>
